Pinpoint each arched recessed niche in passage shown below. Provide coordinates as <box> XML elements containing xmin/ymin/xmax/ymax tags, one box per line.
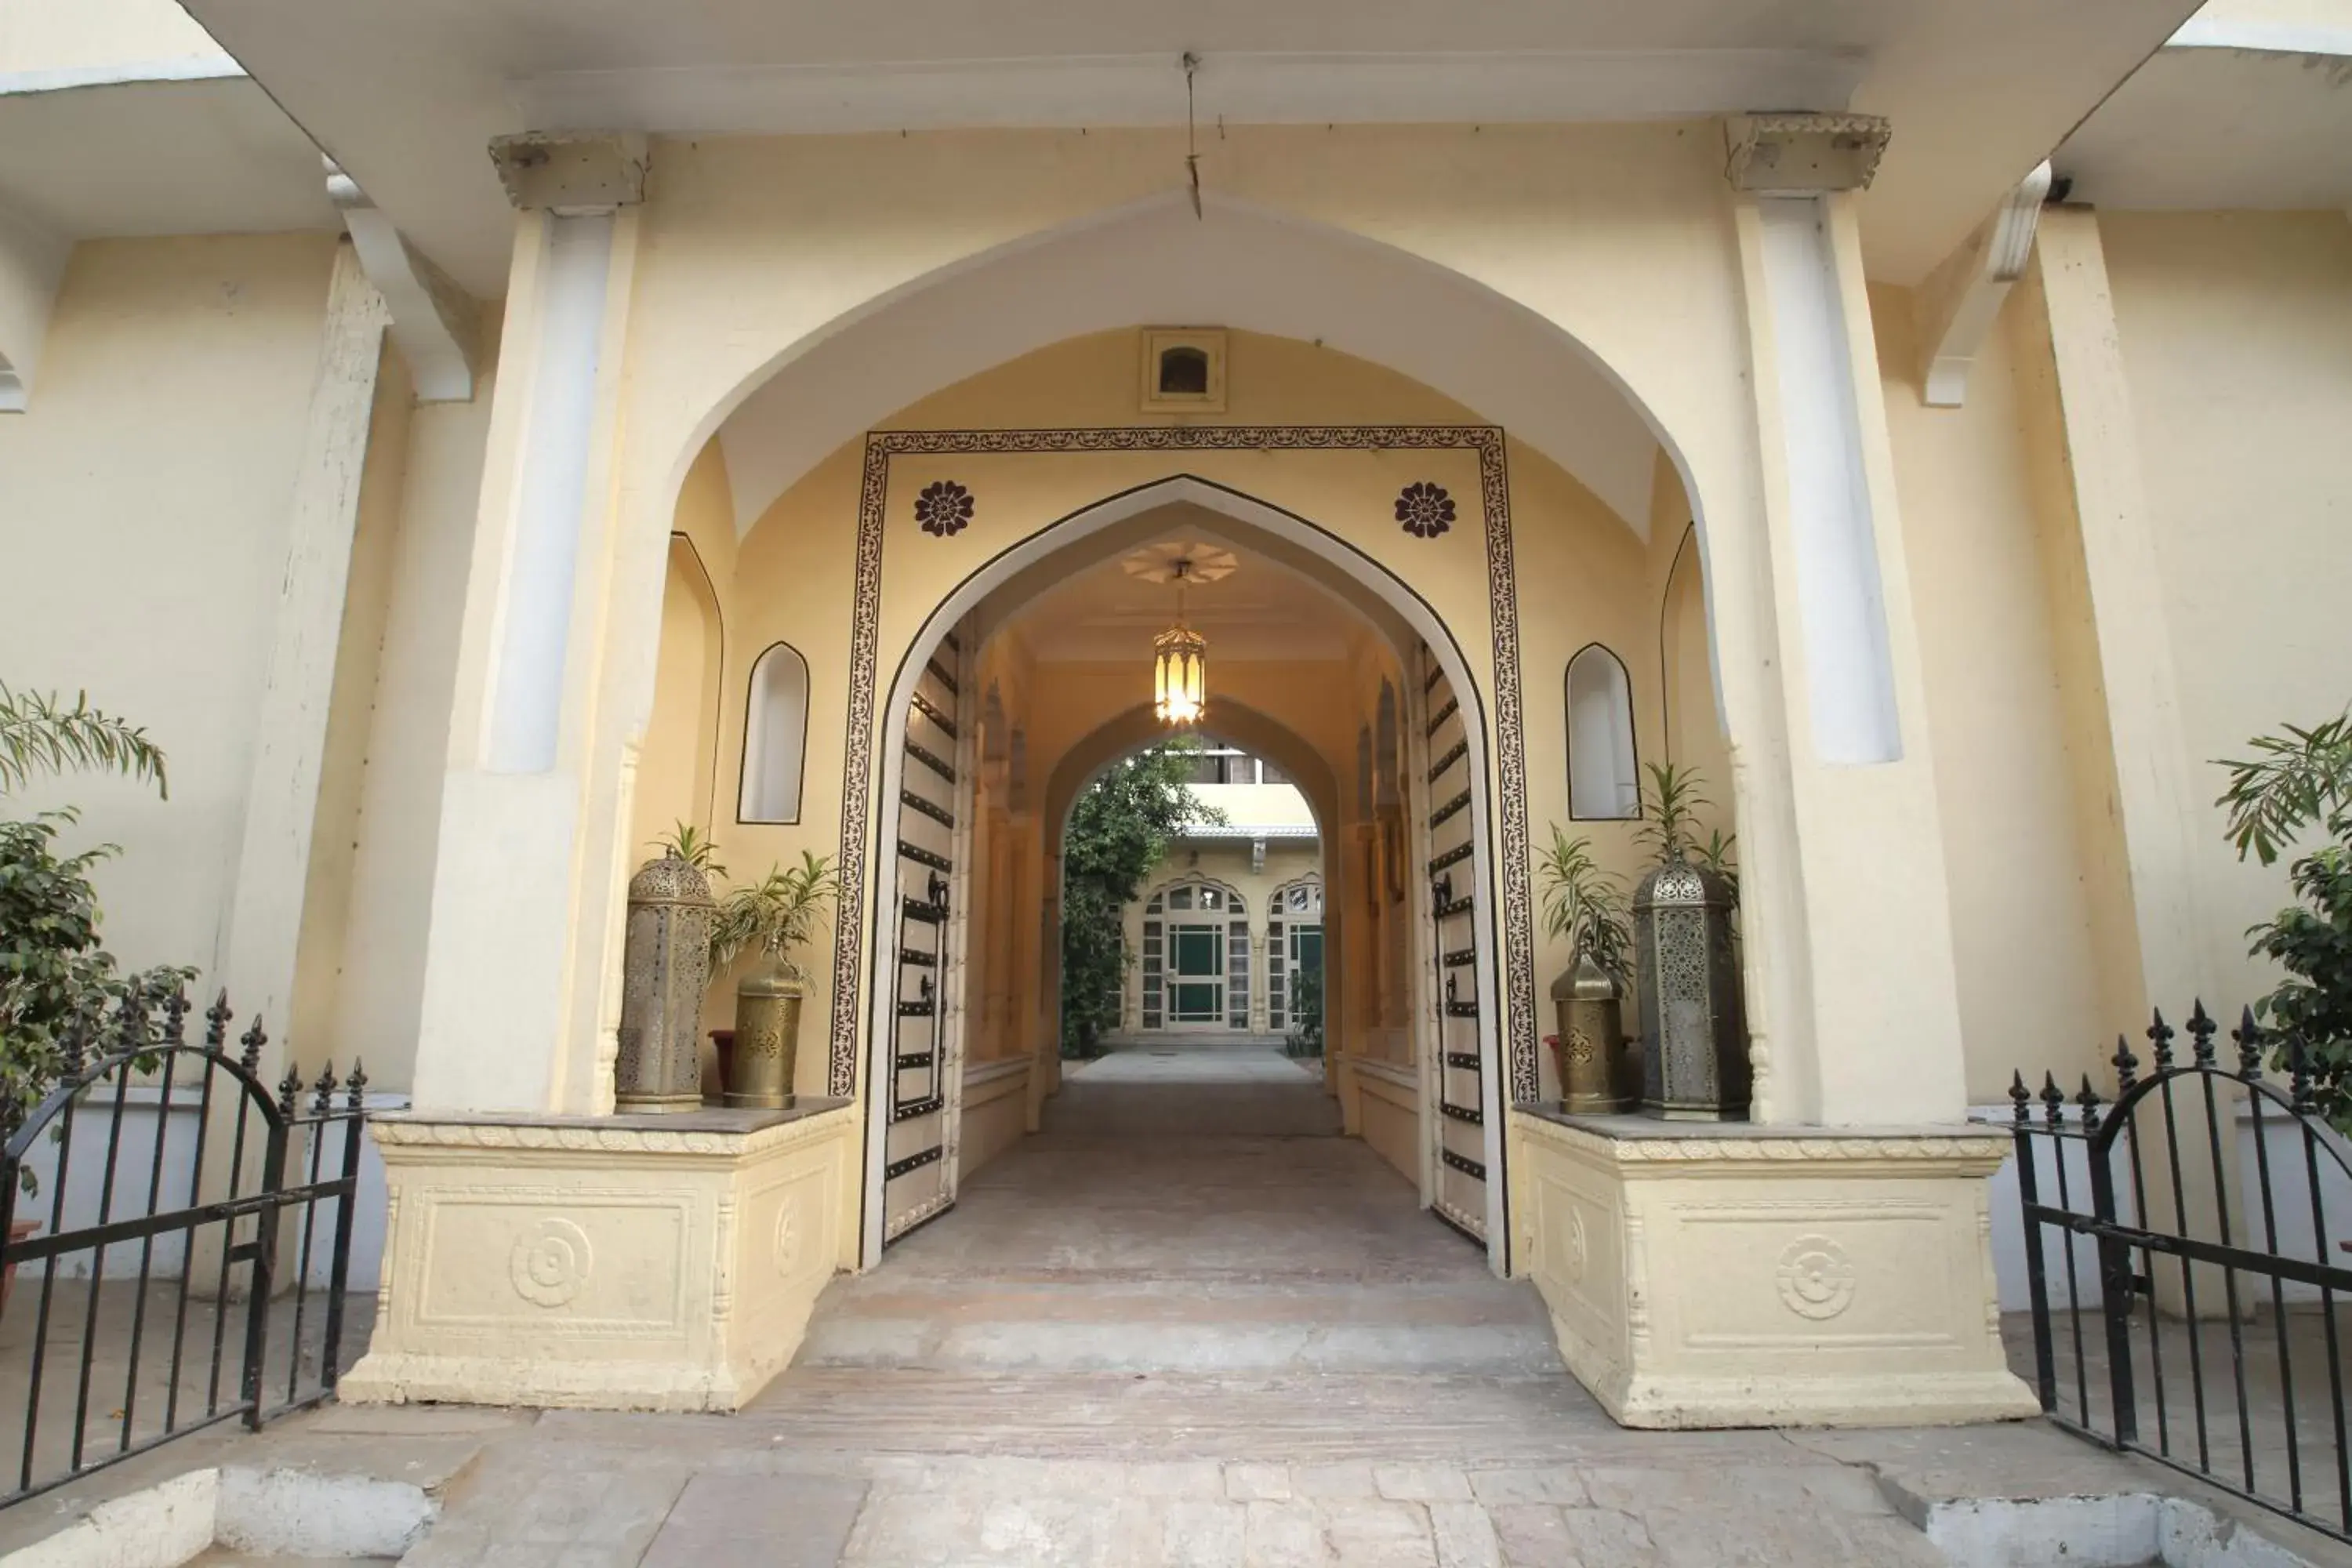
<box><xmin>1566</xmin><ymin>643</ymin><xmax>1639</xmax><ymax>821</ymax></box>
<box><xmin>738</xmin><ymin>641</ymin><xmax>811</xmax><ymax>823</ymax></box>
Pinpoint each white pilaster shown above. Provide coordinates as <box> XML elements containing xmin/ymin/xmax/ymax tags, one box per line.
<box><xmin>409</xmin><ymin>139</ymin><xmax>643</xmax><ymax>1116</ymax></box>
<box><xmin>1727</xmin><ymin>116</ymin><xmax>1971</xmax><ymax>1126</ymax></box>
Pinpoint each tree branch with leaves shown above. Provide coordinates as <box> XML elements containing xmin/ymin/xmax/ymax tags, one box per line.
<box><xmin>0</xmin><ymin>684</ymin><xmax>168</xmax><ymax>800</ymax></box>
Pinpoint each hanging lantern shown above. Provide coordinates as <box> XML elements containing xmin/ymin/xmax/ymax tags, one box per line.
<box><xmin>1153</xmin><ymin>623</ymin><xmax>1207</xmax><ymax>727</ymax></box>
<box><xmin>1152</xmin><ymin>560</ymin><xmax>1207</xmax><ymax>728</ymax></box>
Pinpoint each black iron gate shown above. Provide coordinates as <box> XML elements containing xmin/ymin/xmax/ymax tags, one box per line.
<box><xmin>0</xmin><ymin>990</ymin><xmax>368</xmax><ymax>1508</ymax></box>
<box><xmin>2012</xmin><ymin>1003</ymin><xmax>2352</xmax><ymax>1544</ymax></box>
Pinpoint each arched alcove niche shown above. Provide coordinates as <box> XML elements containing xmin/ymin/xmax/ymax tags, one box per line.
<box><xmin>1565</xmin><ymin>644</ymin><xmax>1639</xmax><ymax>822</ymax></box>
<box><xmin>737</xmin><ymin>640</ymin><xmax>810</xmax><ymax>823</ymax></box>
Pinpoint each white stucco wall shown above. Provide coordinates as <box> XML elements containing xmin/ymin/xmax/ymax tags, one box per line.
<box><xmin>2103</xmin><ymin>210</ymin><xmax>2352</xmax><ymax>1011</ymax></box>
<box><xmin>0</xmin><ymin>233</ymin><xmax>338</xmax><ymax>978</ymax></box>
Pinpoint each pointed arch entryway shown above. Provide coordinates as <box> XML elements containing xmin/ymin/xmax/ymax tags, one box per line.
<box><xmin>842</xmin><ymin>459</ymin><xmax>1530</xmax><ymax>1272</ymax></box>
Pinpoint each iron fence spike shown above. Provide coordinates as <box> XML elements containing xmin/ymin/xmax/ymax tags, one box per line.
<box><xmin>240</xmin><ymin>1017</ymin><xmax>267</xmax><ymax>1073</ymax></box>
<box><xmin>311</xmin><ymin>1063</ymin><xmax>337</xmax><ymax>1114</ymax></box>
<box><xmin>204</xmin><ymin>991</ymin><xmax>232</xmax><ymax>1051</ymax></box>
<box><xmin>2111</xmin><ymin>1033</ymin><xmax>2139</xmax><ymax>1089</ymax></box>
<box><xmin>345</xmin><ymin>1059</ymin><xmax>368</xmax><ymax>1109</ymax></box>
<box><xmin>2233</xmin><ymin>1006</ymin><xmax>2263</xmax><ymax>1080</ymax></box>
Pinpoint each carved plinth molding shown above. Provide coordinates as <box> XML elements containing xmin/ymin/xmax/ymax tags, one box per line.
<box><xmin>1512</xmin><ymin>1112</ymin><xmax>2034</xmax><ymax>1428</ymax></box>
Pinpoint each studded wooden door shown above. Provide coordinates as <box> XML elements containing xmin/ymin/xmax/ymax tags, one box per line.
<box><xmin>1419</xmin><ymin>648</ymin><xmax>1490</xmax><ymax>1243</ymax></box>
<box><xmin>879</xmin><ymin>634</ymin><xmax>973</xmax><ymax>1243</ymax></box>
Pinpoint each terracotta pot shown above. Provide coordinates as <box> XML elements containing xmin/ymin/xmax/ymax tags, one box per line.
<box><xmin>710</xmin><ymin>1029</ymin><xmax>735</xmax><ymax>1101</ymax></box>
<box><xmin>4</xmin><ymin>1218</ymin><xmax>38</xmax><ymax>1312</ymax></box>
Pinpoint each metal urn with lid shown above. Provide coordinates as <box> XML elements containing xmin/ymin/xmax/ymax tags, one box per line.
<box><xmin>1550</xmin><ymin>952</ymin><xmax>1632</xmax><ymax>1114</ymax></box>
<box><xmin>615</xmin><ymin>851</ymin><xmax>715</xmax><ymax>1112</ymax></box>
<box><xmin>1632</xmin><ymin>855</ymin><xmax>1748</xmax><ymax>1120</ymax></box>
<box><xmin>725</xmin><ymin>964</ymin><xmax>800</xmax><ymax>1110</ymax></box>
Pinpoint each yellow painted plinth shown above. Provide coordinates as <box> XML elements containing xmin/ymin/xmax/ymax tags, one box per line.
<box><xmin>341</xmin><ymin>1102</ymin><xmax>855</xmax><ymax>1411</ymax></box>
<box><xmin>1511</xmin><ymin>1110</ymin><xmax>2036</xmax><ymax>1429</ymax></box>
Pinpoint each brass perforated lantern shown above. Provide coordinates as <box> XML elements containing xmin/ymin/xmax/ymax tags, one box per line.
<box><xmin>1152</xmin><ymin>622</ymin><xmax>1207</xmax><ymax>728</ymax></box>
<box><xmin>616</xmin><ymin>851</ymin><xmax>714</xmax><ymax>1113</ymax></box>
<box><xmin>1152</xmin><ymin>558</ymin><xmax>1207</xmax><ymax>728</ymax></box>
<box><xmin>1632</xmin><ymin>855</ymin><xmax>1748</xmax><ymax>1120</ymax></box>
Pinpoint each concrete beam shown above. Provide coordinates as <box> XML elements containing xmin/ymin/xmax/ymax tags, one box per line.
<box><xmin>326</xmin><ymin>158</ymin><xmax>481</xmax><ymax>403</ymax></box>
<box><xmin>1914</xmin><ymin>162</ymin><xmax>2053</xmax><ymax>408</ymax></box>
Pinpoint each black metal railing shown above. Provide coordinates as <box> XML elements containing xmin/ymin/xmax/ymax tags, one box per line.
<box><xmin>2012</xmin><ymin>1002</ymin><xmax>2352</xmax><ymax>1544</ymax></box>
<box><xmin>0</xmin><ymin>990</ymin><xmax>368</xmax><ymax>1508</ymax></box>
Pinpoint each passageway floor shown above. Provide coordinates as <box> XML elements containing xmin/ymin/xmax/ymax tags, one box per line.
<box><xmin>8</xmin><ymin>1051</ymin><xmax>2345</xmax><ymax>1566</ymax></box>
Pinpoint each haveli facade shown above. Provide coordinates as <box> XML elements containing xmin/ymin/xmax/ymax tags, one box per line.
<box><xmin>1</xmin><ymin>0</ymin><xmax>2347</xmax><ymax>1428</ymax></box>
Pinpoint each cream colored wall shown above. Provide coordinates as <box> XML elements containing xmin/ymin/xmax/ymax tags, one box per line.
<box><xmin>0</xmin><ymin>234</ymin><xmax>337</xmax><ymax>980</ymax></box>
<box><xmin>2101</xmin><ymin>210</ymin><xmax>2352</xmax><ymax>1011</ymax></box>
<box><xmin>1192</xmin><ymin>781</ymin><xmax>1315</xmax><ymax>828</ymax></box>
<box><xmin>630</xmin><ymin>539</ymin><xmax>720</xmax><ymax>860</ymax></box>
<box><xmin>1871</xmin><ymin>281</ymin><xmax>2107</xmax><ymax>1103</ymax></box>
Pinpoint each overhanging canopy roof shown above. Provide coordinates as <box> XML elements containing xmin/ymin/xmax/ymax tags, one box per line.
<box><xmin>173</xmin><ymin>0</ymin><xmax>2205</xmax><ymax>294</ymax></box>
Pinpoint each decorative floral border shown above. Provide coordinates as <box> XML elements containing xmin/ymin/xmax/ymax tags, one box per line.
<box><xmin>826</xmin><ymin>425</ymin><xmax>1538</xmax><ymax>1111</ymax></box>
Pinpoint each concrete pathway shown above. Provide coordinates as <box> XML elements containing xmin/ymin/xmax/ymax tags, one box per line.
<box><xmin>793</xmin><ymin>1047</ymin><xmax>1561</xmax><ymax>1381</ymax></box>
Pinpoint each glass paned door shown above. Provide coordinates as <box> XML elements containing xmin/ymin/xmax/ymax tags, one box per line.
<box><xmin>1171</xmin><ymin>924</ymin><xmax>1225</xmax><ymax>1022</ymax></box>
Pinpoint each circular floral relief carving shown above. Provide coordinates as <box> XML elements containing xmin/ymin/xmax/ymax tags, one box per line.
<box><xmin>510</xmin><ymin>1217</ymin><xmax>593</xmax><ymax>1308</ymax></box>
<box><xmin>1395</xmin><ymin>481</ymin><xmax>1457</xmax><ymax>539</ymax></box>
<box><xmin>1775</xmin><ymin>1234</ymin><xmax>1857</xmax><ymax>1320</ymax></box>
<box><xmin>774</xmin><ymin>1202</ymin><xmax>804</xmax><ymax>1279</ymax></box>
<box><xmin>914</xmin><ymin>480</ymin><xmax>975</xmax><ymax>537</ymax></box>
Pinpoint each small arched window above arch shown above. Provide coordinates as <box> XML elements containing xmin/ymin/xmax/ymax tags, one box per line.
<box><xmin>738</xmin><ymin>641</ymin><xmax>811</xmax><ymax>823</ymax></box>
<box><xmin>1566</xmin><ymin>644</ymin><xmax>1639</xmax><ymax>821</ymax></box>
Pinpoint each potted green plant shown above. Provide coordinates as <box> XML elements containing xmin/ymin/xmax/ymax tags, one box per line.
<box><xmin>1537</xmin><ymin>826</ymin><xmax>1635</xmax><ymax>1112</ymax></box>
<box><xmin>706</xmin><ymin>851</ymin><xmax>844</xmax><ymax>1109</ymax></box>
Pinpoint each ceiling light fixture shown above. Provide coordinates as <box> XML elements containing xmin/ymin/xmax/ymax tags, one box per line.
<box><xmin>1152</xmin><ymin>558</ymin><xmax>1207</xmax><ymax>728</ymax></box>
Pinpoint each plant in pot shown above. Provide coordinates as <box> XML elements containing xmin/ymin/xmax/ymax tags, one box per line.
<box><xmin>706</xmin><ymin>850</ymin><xmax>843</xmax><ymax>1109</ymax></box>
<box><xmin>1537</xmin><ymin>826</ymin><xmax>1635</xmax><ymax>1112</ymax></box>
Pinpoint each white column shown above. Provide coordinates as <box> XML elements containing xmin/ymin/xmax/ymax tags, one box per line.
<box><xmin>220</xmin><ymin>241</ymin><xmax>391</xmax><ymax>1057</ymax></box>
<box><xmin>1728</xmin><ymin>121</ymin><xmax>1971</xmax><ymax>1127</ymax></box>
<box><xmin>408</xmin><ymin>138</ymin><xmax>643</xmax><ymax>1115</ymax></box>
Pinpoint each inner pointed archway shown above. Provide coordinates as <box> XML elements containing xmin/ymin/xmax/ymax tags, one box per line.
<box><xmin>857</xmin><ymin>476</ymin><xmax>1514</xmax><ymax>1272</ymax></box>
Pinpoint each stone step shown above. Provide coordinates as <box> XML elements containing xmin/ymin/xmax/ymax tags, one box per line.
<box><xmin>795</xmin><ymin>1278</ymin><xmax>1562</xmax><ymax>1376</ymax></box>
